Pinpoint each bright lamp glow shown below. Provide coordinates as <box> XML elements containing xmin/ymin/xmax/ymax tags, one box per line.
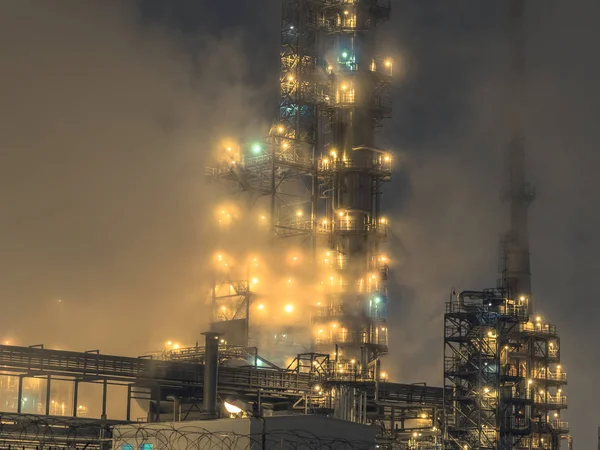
<box><xmin>224</xmin><ymin>402</ymin><xmax>242</xmax><ymax>414</ymax></box>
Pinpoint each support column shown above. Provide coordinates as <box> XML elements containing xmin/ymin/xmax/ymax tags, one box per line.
<box><xmin>17</xmin><ymin>376</ymin><xmax>23</xmax><ymax>413</ymax></box>
<box><xmin>73</xmin><ymin>380</ymin><xmax>79</xmax><ymax>417</ymax></box>
<box><xmin>45</xmin><ymin>375</ymin><xmax>51</xmax><ymax>416</ymax></box>
<box><xmin>126</xmin><ymin>385</ymin><xmax>132</xmax><ymax>421</ymax></box>
<box><xmin>101</xmin><ymin>379</ymin><xmax>108</xmax><ymax>420</ymax></box>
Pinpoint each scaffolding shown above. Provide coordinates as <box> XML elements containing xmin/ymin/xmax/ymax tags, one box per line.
<box><xmin>444</xmin><ymin>291</ymin><xmax>568</xmax><ymax>449</ymax></box>
<box><xmin>206</xmin><ymin>0</ymin><xmax>394</xmax><ymax>372</ymax></box>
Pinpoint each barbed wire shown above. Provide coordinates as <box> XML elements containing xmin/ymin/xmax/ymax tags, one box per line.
<box><xmin>113</xmin><ymin>423</ymin><xmax>376</xmax><ymax>450</ymax></box>
<box><xmin>0</xmin><ymin>413</ymin><xmax>114</xmax><ymax>449</ymax></box>
<box><xmin>0</xmin><ymin>414</ymin><xmax>376</xmax><ymax>450</ymax></box>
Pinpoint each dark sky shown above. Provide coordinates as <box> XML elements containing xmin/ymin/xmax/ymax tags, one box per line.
<box><xmin>0</xmin><ymin>0</ymin><xmax>599</xmax><ymax>447</ymax></box>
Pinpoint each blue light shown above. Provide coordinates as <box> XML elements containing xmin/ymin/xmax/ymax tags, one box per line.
<box><xmin>375</xmin><ymin>297</ymin><xmax>381</xmax><ymax>304</ymax></box>
<box><xmin>121</xmin><ymin>445</ymin><xmax>133</xmax><ymax>450</ymax></box>
<box><xmin>252</xmin><ymin>144</ymin><xmax>261</xmax><ymax>154</ymax></box>
<box><xmin>342</xmin><ymin>52</ymin><xmax>348</xmax><ymax>58</ymax></box>
<box><xmin>140</xmin><ymin>445</ymin><xmax>153</xmax><ymax>450</ymax></box>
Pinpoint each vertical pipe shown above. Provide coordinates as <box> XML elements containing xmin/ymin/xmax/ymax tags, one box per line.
<box><xmin>172</xmin><ymin>397</ymin><xmax>180</xmax><ymax>422</ymax></box>
<box><xmin>17</xmin><ymin>376</ymin><xmax>23</xmax><ymax>414</ymax></box>
<box><xmin>72</xmin><ymin>381</ymin><xmax>79</xmax><ymax>417</ymax></box>
<box><xmin>155</xmin><ymin>386</ymin><xmax>161</xmax><ymax>422</ymax></box>
<box><xmin>101</xmin><ymin>379</ymin><xmax>108</xmax><ymax>420</ymax></box>
<box><xmin>45</xmin><ymin>375</ymin><xmax>51</xmax><ymax>416</ymax></box>
<box><xmin>245</xmin><ymin>267</ymin><xmax>251</xmax><ymax>347</ymax></box>
<box><xmin>126</xmin><ymin>385</ymin><xmax>132</xmax><ymax>421</ymax></box>
<box><xmin>202</xmin><ymin>332</ymin><xmax>220</xmax><ymax>418</ymax></box>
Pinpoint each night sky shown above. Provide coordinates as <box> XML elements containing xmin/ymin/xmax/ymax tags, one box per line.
<box><xmin>0</xmin><ymin>0</ymin><xmax>599</xmax><ymax>447</ymax></box>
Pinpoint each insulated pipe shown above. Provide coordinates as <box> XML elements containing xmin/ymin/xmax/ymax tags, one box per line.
<box><xmin>457</xmin><ymin>290</ymin><xmax>487</xmax><ymax>308</ymax></box>
<box><xmin>352</xmin><ymin>145</ymin><xmax>386</xmax><ymax>154</ymax></box>
<box><xmin>202</xmin><ymin>332</ymin><xmax>220</xmax><ymax>418</ymax></box>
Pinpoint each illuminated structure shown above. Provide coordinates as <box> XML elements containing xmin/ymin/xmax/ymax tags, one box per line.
<box><xmin>443</xmin><ymin>2</ymin><xmax>570</xmax><ymax>448</ymax></box>
<box><xmin>207</xmin><ymin>0</ymin><xmax>393</xmax><ymax>374</ymax></box>
<box><xmin>0</xmin><ymin>2</ymin><xmax>576</xmax><ymax>450</ymax></box>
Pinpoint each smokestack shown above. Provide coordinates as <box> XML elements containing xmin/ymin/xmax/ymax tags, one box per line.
<box><xmin>202</xmin><ymin>331</ymin><xmax>220</xmax><ymax>418</ymax></box>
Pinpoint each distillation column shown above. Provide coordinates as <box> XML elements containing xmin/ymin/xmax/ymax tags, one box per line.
<box><xmin>314</xmin><ymin>0</ymin><xmax>392</xmax><ymax>371</ymax></box>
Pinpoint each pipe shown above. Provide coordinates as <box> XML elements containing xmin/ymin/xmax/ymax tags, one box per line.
<box><xmin>457</xmin><ymin>290</ymin><xmax>487</xmax><ymax>308</ymax></box>
<box><xmin>202</xmin><ymin>331</ymin><xmax>220</xmax><ymax>418</ymax></box>
<box><xmin>167</xmin><ymin>396</ymin><xmax>180</xmax><ymax>422</ymax></box>
<box><xmin>352</xmin><ymin>145</ymin><xmax>386</xmax><ymax>154</ymax></box>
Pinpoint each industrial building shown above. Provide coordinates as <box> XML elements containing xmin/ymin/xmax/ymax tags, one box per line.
<box><xmin>443</xmin><ymin>1</ymin><xmax>571</xmax><ymax>449</ymax></box>
<box><xmin>0</xmin><ymin>1</ymin><xmax>573</xmax><ymax>449</ymax></box>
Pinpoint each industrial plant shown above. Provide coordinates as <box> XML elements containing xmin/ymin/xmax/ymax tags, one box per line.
<box><xmin>0</xmin><ymin>1</ymin><xmax>572</xmax><ymax>449</ymax></box>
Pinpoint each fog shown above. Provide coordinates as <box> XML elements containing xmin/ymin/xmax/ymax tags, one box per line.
<box><xmin>0</xmin><ymin>0</ymin><xmax>266</xmax><ymax>354</ymax></box>
<box><xmin>0</xmin><ymin>0</ymin><xmax>599</xmax><ymax>447</ymax></box>
<box><xmin>382</xmin><ymin>2</ymin><xmax>600</xmax><ymax>448</ymax></box>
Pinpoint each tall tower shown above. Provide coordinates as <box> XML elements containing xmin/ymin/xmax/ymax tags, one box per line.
<box><xmin>311</xmin><ymin>0</ymin><xmax>393</xmax><ymax>371</ymax></box>
<box><xmin>207</xmin><ymin>0</ymin><xmax>393</xmax><ymax>371</ymax></box>
<box><xmin>444</xmin><ymin>2</ymin><xmax>570</xmax><ymax>449</ymax></box>
<box><xmin>500</xmin><ymin>0</ymin><xmax>535</xmax><ymax>313</ymax></box>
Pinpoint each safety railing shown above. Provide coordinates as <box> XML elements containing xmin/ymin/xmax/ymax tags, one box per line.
<box><xmin>551</xmin><ymin>420</ymin><xmax>569</xmax><ymax>431</ymax></box>
<box><xmin>326</xmin><ymin>220</ymin><xmax>388</xmax><ymax>236</ymax></box>
<box><xmin>318</xmin><ymin>157</ymin><xmax>392</xmax><ymax>173</ymax></box>
<box><xmin>520</xmin><ymin>322</ymin><xmax>558</xmax><ymax>337</ymax></box>
<box><xmin>315</xmin><ymin>305</ymin><xmax>344</xmax><ymax>318</ymax></box>
<box><xmin>533</xmin><ymin>395</ymin><xmax>567</xmax><ymax>406</ymax></box>
<box><xmin>242</xmin><ymin>152</ymin><xmax>314</xmax><ymax>171</ymax></box>
<box><xmin>532</xmin><ymin>370</ymin><xmax>567</xmax><ymax>382</ymax></box>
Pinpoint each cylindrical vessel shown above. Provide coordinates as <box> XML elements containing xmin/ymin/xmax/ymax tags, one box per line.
<box><xmin>202</xmin><ymin>332</ymin><xmax>220</xmax><ymax>417</ymax></box>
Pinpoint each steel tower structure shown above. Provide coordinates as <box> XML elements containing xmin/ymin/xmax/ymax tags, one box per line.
<box><xmin>444</xmin><ymin>1</ymin><xmax>570</xmax><ymax>449</ymax></box>
<box><xmin>207</xmin><ymin>0</ymin><xmax>393</xmax><ymax>371</ymax></box>
<box><xmin>310</xmin><ymin>0</ymin><xmax>392</xmax><ymax>371</ymax></box>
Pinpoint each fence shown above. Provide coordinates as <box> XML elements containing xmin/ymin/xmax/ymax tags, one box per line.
<box><xmin>113</xmin><ymin>423</ymin><xmax>376</xmax><ymax>450</ymax></box>
<box><xmin>0</xmin><ymin>415</ymin><xmax>377</xmax><ymax>450</ymax></box>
